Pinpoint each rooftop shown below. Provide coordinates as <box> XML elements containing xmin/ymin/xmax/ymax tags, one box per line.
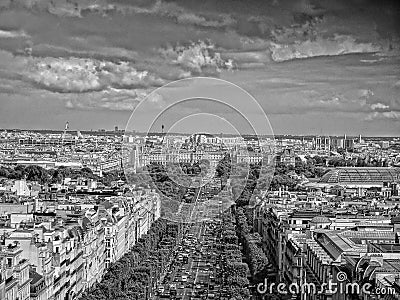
<box><xmin>319</xmin><ymin>167</ymin><xmax>399</xmax><ymax>184</ymax></box>
<box><xmin>372</xmin><ymin>243</ymin><xmax>400</xmax><ymax>253</ymax></box>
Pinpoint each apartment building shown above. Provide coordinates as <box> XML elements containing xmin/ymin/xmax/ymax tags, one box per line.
<box><xmin>0</xmin><ymin>188</ymin><xmax>161</xmax><ymax>300</ymax></box>
<box><xmin>0</xmin><ymin>243</ymin><xmax>31</xmax><ymax>300</ymax></box>
<box><xmin>253</xmin><ymin>198</ymin><xmax>400</xmax><ymax>300</ymax></box>
<box><xmin>4</xmin><ymin>229</ymin><xmax>54</xmax><ymax>299</ymax></box>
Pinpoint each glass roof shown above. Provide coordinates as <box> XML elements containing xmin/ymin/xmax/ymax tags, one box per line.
<box><xmin>319</xmin><ymin>167</ymin><xmax>400</xmax><ymax>184</ymax></box>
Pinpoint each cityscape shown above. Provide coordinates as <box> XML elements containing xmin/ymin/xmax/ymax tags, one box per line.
<box><xmin>0</xmin><ymin>128</ymin><xmax>400</xmax><ymax>299</ymax></box>
<box><xmin>0</xmin><ymin>0</ymin><xmax>400</xmax><ymax>300</ymax></box>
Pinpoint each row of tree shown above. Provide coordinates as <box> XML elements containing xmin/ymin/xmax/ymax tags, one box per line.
<box><xmin>220</xmin><ymin>211</ymin><xmax>251</xmax><ymax>300</ymax></box>
<box><xmin>235</xmin><ymin>207</ymin><xmax>269</xmax><ymax>284</ymax></box>
<box><xmin>145</xmin><ymin>163</ymin><xmax>189</xmax><ymax>201</ymax></box>
<box><xmin>0</xmin><ymin>165</ymin><xmax>124</xmax><ymax>186</ymax></box>
<box><xmin>80</xmin><ymin>219</ymin><xmax>181</xmax><ymax>300</ymax></box>
<box><xmin>328</xmin><ymin>156</ymin><xmax>390</xmax><ymax>167</ymax></box>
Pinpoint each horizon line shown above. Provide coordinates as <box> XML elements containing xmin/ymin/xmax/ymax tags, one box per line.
<box><xmin>0</xmin><ymin>128</ymin><xmax>399</xmax><ymax>139</ymax></box>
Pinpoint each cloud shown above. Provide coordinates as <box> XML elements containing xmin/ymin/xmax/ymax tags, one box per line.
<box><xmin>32</xmin><ymin>43</ymin><xmax>139</xmax><ymax>62</ymax></box>
<box><xmin>26</xmin><ymin>57</ymin><xmax>164</xmax><ymax>93</ymax></box>
<box><xmin>366</xmin><ymin>111</ymin><xmax>400</xmax><ymax>121</ymax></box>
<box><xmin>3</xmin><ymin>0</ymin><xmax>109</xmax><ymax>17</ymax></box>
<box><xmin>358</xmin><ymin>89</ymin><xmax>374</xmax><ymax>99</ymax></box>
<box><xmin>360</xmin><ymin>58</ymin><xmax>385</xmax><ymax>63</ymax></box>
<box><xmin>0</xmin><ymin>50</ymin><xmax>30</xmax><ymax>77</ymax></box>
<box><xmin>296</xmin><ymin>93</ymin><xmax>366</xmax><ymax>113</ymax></box>
<box><xmin>65</xmin><ymin>88</ymin><xmax>165</xmax><ymax>111</ymax></box>
<box><xmin>47</xmin><ymin>2</ymin><xmax>82</xmax><ymax>17</ymax></box>
<box><xmin>305</xmin><ymin>89</ymin><xmax>397</xmax><ymax>115</ymax></box>
<box><xmin>145</xmin><ymin>92</ymin><xmax>166</xmax><ymax>109</ymax></box>
<box><xmin>4</xmin><ymin>0</ymin><xmax>236</xmax><ymax>29</ymax></box>
<box><xmin>0</xmin><ymin>29</ymin><xmax>29</xmax><ymax>39</ymax></box>
<box><xmin>270</xmin><ymin>35</ymin><xmax>380</xmax><ymax>62</ymax></box>
<box><xmin>251</xmin><ymin>82</ymin><xmax>397</xmax><ymax>116</ymax></box>
<box><xmin>116</xmin><ymin>0</ymin><xmax>236</xmax><ymax>28</ymax></box>
<box><xmin>66</xmin><ymin>97</ymin><xmax>136</xmax><ymax>111</ymax></box>
<box><xmin>65</xmin><ymin>88</ymin><xmax>142</xmax><ymax>111</ymax></box>
<box><xmin>223</xmin><ymin>50</ymin><xmax>272</xmax><ymax>67</ymax></box>
<box><xmin>158</xmin><ymin>41</ymin><xmax>234</xmax><ymax>75</ymax></box>
<box><xmin>370</xmin><ymin>103</ymin><xmax>389</xmax><ymax>111</ymax></box>
<box><xmin>0</xmin><ymin>49</ymin><xmax>166</xmax><ymax>97</ymax></box>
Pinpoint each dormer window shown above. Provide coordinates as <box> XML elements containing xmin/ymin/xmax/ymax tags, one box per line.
<box><xmin>7</xmin><ymin>257</ymin><xmax>13</xmax><ymax>268</ymax></box>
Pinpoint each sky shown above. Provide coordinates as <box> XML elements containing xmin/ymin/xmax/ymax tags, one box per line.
<box><xmin>0</xmin><ymin>0</ymin><xmax>399</xmax><ymax>136</ymax></box>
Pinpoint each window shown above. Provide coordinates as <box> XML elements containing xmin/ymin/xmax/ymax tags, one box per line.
<box><xmin>7</xmin><ymin>258</ymin><xmax>13</xmax><ymax>268</ymax></box>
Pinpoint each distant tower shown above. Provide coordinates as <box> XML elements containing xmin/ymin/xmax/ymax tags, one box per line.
<box><xmin>61</xmin><ymin>121</ymin><xmax>69</xmax><ymax>145</ymax></box>
<box><xmin>161</xmin><ymin>124</ymin><xmax>165</xmax><ymax>145</ymax></box>
<box><xmin>60</xmin><ymin>121</ymin><xmax>69</xmax><ymax>155</ymax></box>
<box><xmin>359</xmin><ymin>134</ymin><xmax>362</xmax><ymax>144</ymax></box>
